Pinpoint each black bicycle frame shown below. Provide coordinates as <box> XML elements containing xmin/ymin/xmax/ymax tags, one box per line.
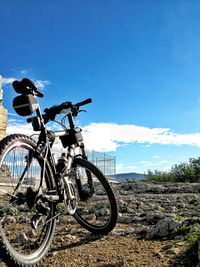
<box><xmin>29</xmin><ymin>105</ymin><xmax>94</xmax><ymax>203</ymax></box>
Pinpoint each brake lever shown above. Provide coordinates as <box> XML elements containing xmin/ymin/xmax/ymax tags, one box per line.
<box><xmin>71</xmin><ymin>105</ymin><xmax>79</xmax><ymax>117</ymax></box>
<box><xmin>72</xmin><ymin>106</ymin><xmax>86</xmax><ymax>117</ymax></box>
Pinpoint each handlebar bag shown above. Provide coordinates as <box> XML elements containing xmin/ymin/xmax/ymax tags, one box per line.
<box><xmin>60</xmin><ymin>128</ymin><xmax>83</xmax><ymax>147</ymax></box>
<box><xmin>13</xmin><ymin>94</ymin><xmax>38</xmax><ymax>116</ymax></box>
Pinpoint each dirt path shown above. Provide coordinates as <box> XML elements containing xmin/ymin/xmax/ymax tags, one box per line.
<box><xmin>0</xmin><ymin>223</ymin><xmax>198</xmax><ymax>267</ymax></box>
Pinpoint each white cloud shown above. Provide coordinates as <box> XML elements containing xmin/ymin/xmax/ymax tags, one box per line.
<box><xmin>6</xmin><ymin>120</ymin><xmax>34</xmax><ymax>137</ymax></box>
<box><xmin>8</xmin><ymin>112</ymin><xmax>19</xmax><ymax>117</ymax></box>
<box><xmin>2</xmin><ymin>77</ymin><xmax>15</xmax><ymax>85</ymax></box>
<box><xmin>6</xmin><ymin>120</ymin><xmax>200</xmax><ymax>155</ymax></box>
<box><xmin>82</xmin><ymin>122</ymin><xmax>200</xmax><ymax>152</ymax></box>
<box><xmin>34</xmin><ymin>80</ymin><xmax>50</xmax><ymax>90</ymax></box>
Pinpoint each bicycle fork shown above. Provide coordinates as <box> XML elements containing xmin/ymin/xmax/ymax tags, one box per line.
<box><xmin>61</xmin><ymin>145</ymin><xmax>77</xmax><ymax>215</ymax></box>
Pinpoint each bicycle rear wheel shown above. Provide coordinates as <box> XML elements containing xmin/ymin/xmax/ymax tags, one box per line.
<box><xmin>0</xmin><ymin>134</ymin><xmax>56</xmax><ymax>266</ymax></box>
<box><xmin>72</xmin><ymin>158</ymin><xmax>117</xmax><ymax>235</ymax></box>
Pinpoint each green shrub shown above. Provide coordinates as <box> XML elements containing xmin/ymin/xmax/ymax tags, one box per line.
<box><xmin>144</xmin><ymin>157</ymin><xmax>200</xmax><ymax>183</ymax></box>
<box><xmin>186</xmin><ymin>226</ymin><xmax>200</xmax><ymax>246</ymax></box>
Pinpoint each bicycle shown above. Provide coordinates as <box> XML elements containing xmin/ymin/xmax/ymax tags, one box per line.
<box><xmin>0</xmin><ymin>78</ymin><xmax>117</xmax><ymax>266</ymax></box>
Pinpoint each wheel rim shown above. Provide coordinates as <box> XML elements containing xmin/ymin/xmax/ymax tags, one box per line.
<box><xmin>0</xmin><ymin>141</ymin><xmax>53</xmax><ymax>260</ymax></box>
<box><xmin>73</xmin><ymin>164</ymin><xmax>113</xmax><ymax>230</ymax></box>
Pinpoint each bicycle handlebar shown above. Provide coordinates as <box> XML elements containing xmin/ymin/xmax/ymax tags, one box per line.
<box><xmin>43</xmin><ymin>102</ymin><xmax>71</xmax><ymax>120</ymax></box>
<box><xmin>27</xmin><ymin>98</ymin><xmax>92</xmax><ymax>124</ymax></box>
<box><xmin>14</xmin><ymin>78</ymin><xmax>92</xmax><ymax>125</ymax></box>
<box><xmin>43</xmin><ymin>98</ymin><xmax>92</xmax><ymax>121</ymax></box>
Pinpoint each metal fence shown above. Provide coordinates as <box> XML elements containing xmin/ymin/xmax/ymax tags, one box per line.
<box><xmin>0</xmin><ymin>151</ymin><xmax>116</xmax><ymax>185</ymax></box>
<box><xmin>87</xmin><ymin>150</ymin><xmax>116</xmax><ymax>176</ymax></box>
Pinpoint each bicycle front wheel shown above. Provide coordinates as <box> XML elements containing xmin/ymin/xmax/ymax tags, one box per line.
<box><xmin>0</xmin><ymin>134</ymin><xmax>56</xmax><ymax>266</ymax></box>
<box><xmin>73</xmin><ymin>158</ymin><xmax>117</xmax><ymax>235</ymax></box>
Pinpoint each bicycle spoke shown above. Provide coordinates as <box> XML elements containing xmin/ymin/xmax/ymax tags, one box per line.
<box><xmin>0</xmin><ymin>138</ymin><xmax>55</xmax><ymax>263</ymax></box>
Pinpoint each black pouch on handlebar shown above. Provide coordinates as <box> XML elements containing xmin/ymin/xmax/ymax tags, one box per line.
<box><xmin>60</xmin><ymin>128</ymin><xmax>83</xmax><ymax>148</ymax></box>
<box><xmin>13</xmin><ymin>94</ymin><xmax>38</xmax><ymax>116</ymax></box>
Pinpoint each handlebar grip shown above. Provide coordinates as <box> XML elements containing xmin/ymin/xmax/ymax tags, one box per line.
<box><xmin>76</xmin><ymin>98</ymin><xmax>92</xmax><ymax>107</ymax></box>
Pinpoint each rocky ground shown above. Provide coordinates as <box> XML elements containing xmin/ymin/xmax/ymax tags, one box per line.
<box><xmin>1</xmin><ymin>181</ymin><xmax>200</xmax><ymax>266</ymax></box>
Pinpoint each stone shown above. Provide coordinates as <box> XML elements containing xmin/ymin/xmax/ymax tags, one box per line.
<box><xmin>146</xmin><ymin>217</ymin><xmax>181</xmax><ymax>239</ymax></box>
<box><xmin>118</xmin><ymin>214</ymin><xmax>133</xmax><ymax>224</ymax></box>
<box><xmin>111</xmin><ymin>181</ymin><xmax>200</xmax><ymax>244</ymax></box>
<box><xmin>161</xmin><ymin>244</ymin><xmax>173</xmax><ymax>251</ymax></box>
<box><xmin>164</xmin><ymin>206</ymin><xmax>177</xmax><ymax>213</ymax></box>
<box><xmin>146</xmin><ymin>211</ymin><xmax>165</xmax><ymax>224</ymax></box>
<box><xmin>166</xmin><ymin>247</ymin><xmax>180</xmax><ymax>255</ymax></box>
<box><xmin>66</xmin><ymin>234</ymin><xmax>77</xmax><ymax>240</ymax></box>
<box><xmin>2</xmin><ymin>215</ymin><xmax>16</xmax><ymax>225</ymax></box>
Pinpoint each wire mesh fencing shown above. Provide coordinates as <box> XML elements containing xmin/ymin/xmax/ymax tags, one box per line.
<box><xmin>87</xmin><ymin>150</ymin><xmax>116</xmax><ymax>177</ymax></box>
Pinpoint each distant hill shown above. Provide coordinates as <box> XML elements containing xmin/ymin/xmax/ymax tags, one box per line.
<box><xmin>109</xmin><ymin>172</ymin><xmax>144</xmax><ymax>182</ymax></box>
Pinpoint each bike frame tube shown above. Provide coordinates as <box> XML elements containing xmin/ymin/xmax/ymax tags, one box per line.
<box><xmin>13</xmin><ymin>151</ymin><xmax>34</xmax><ymax>194</ymax></box>
<box><xmin>34</xmin><ymin>105</ymin><xmax>88</xmax><ymax>197</ymax></box>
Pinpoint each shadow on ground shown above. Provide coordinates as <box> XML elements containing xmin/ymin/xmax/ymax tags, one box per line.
<box><xmin>0</xmin><ymin>233</ymin><xmax>199</xmax><ymax>267</ymax></box>
<box><xmin>50</xmin><ymin>231</ymin><xmax>102</xmax><ymax>253</ymax></box>
<box><xmin>169</xmin><ymin>243</ymin><xmax>199</xmax><ymax>267</ymax></box>
<box><xmin>0</xmin><ymin>233</ymin><xmax>103</xmax><ymax>267</ymax></box>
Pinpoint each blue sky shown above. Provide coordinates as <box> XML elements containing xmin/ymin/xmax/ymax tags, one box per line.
<box><xmin>1</xmin><ymin>0</ymin><xmax>200</xmax><ymax>174</ymax></box>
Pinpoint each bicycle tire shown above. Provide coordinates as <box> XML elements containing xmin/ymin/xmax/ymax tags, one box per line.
<box><xmin>0</xmin><ymin>134</ymin><xmax>56</xmax><ymax>266</ymax></box>
<box><xmin>72</xmin><ymin>158</ymin><xmax>117</xmax><ymax>235</ymax></box>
